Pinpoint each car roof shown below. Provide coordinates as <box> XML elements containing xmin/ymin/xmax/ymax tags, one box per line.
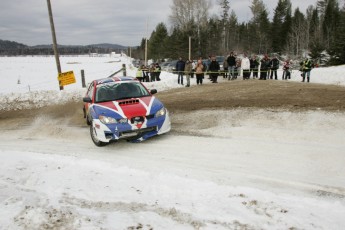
<box><xmin>94</xmin><ymin>76</ymin><xmax>138</xmax><ymax>86</ymax></box>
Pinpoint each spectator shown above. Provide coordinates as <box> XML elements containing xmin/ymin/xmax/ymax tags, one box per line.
<box><xmin>250</xmin><ymin>55</ymin><xmax>259</xmax><ymax>79</ymax></box>
<box><xmin>136</xmin><ymin>65</ymin><xmax>144</xmax><ymax>82</ymax></box>
<box><xmin>300</xmin><ymin>58</ymin><xmax>313</xmax><ymax>82</ymax></box>
<box><xmin>208</xmin><ymin>55</ymin><xmax>220</xmax><ymax>83</ymax></box>
<box><xmin>259</xmin><ymin>54</ymin><xmax>270</xmax><ymax>80</ymax></box>
<box><xmin>227</xmin><ymin>51</ymin><xmax>237</xmax><ymax>80</ymax></box>
<box><xmin>155</xmin><ymin>63</ymin><xmax>161</xmax><ymax>81</ymax></box>
<box><xmin>176</xmin><ymin>57</ymin><xmax>185</xmax><ymax>85</ymax></box>
<box><xmin>282</xmin><ymin>59</ymin><xmax>291</xmax><ymax>80</ymax></box>
<box><xmin>142</xmin><ymin>65</ymin><xmax>149</xmax><ymax>82</ymax></box>
<box><xmin>241</xmin><ymin>53</ymin><xmax>251</xmax><ymax>80</ymax></box>
<box><xmin>149</xmin><ymin>64</ymin><xmax>155</xmax><ymax>82</ymax></box>
<box><xmin>190</xmin><ymin>60</ymin><xmax>196</xmax><ymax>78</ymax></box>
<box><xmin>234</xmin><ymin>58</ymin><xmax>241</xmax><ymax>79</ymax></box>
<box><xmin>184</xmin><ymin>60</ymin><xmax>193</xmax><ymax>87</ymax></box>
<box><xmin>269</xmin><ymin>55</ymin><xmax>280</xmax><ymax>80</ymax></box>
<box><xmin>195</xmin><ymin>59</ymin><xmax>205</xmax><ymax>85</ymax></box>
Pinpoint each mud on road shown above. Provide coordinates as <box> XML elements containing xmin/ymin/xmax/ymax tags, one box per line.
<box><xmin>1</xmin><ymin>80</ymin><xmax>345</xmax><ymax>131</ymax></box>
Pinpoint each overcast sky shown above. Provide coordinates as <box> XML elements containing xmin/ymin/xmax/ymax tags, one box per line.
<box><xmin>0</xmin><ymin>0</ymin><xmax>319</xmax><ymax>47</ymax></box>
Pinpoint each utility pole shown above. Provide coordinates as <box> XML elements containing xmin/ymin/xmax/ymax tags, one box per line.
<box><xmin>188</xmin><ymin>36</ymin><xmax>191</xmax><ymax>60</ymax></box>
<box><xmin>46</xmin><ymin>0</ymin><xmax>63</xmax><ymax>90</ymax></box>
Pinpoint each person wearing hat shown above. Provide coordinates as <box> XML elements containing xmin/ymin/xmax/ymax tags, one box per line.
<box><xmin>269</xmin><ymin>55</ymin><xmax>280</xmax><ymax>80</ymax></box>
<box><xmin>227</xmin><ymin>51</ymin><xmax>237</xmax><ymax>80</ymax></box>
<box><xmin>184</xmin><ymin>59</ymin><xmax>193</xmax><ymax>87</ymax></box>
<box><xmin>176</xmin><ymin>57</ymin><xmax>186</xmax><ymax>85</ymax></box>
<box><xmin>300</xmin><ymin>57</ymin><xmax>313</xmax><ymax>82</ymax></box>
<box><xmin>259</xmin><ymin>54</ymin><xmax>270</xmax><ymax>80</ymax></box>
<box><xmin>208</xmin><ymin>55</ymin><xmax>220</xmax><ymax>83</ymax></box>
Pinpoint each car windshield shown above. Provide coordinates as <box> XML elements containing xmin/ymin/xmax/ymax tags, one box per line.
<box><xmin>95</xmin><ymin>82</ymin><xmax>150</xmax><ymax>102</ymax></box>
<box><xmin>216</xmin><ymin>56</ymin><xmax>225</xmax><ymax>63</ymax></box>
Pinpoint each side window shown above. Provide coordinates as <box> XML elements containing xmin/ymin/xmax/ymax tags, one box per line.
<box><xmin>87</xmin><ymin>84</ymin><xmax>94</xmax><ymax>99</ymax></box>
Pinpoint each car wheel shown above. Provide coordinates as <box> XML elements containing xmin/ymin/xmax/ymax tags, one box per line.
<box><xmin>86</xmin><ymin>115</ymin><xmax>91</xmax><ymax>125</ymax></box>
<box><xmin>90</xmin><ymin>121</ymin><xmax>108</xmax><ymax>147</ymax></box>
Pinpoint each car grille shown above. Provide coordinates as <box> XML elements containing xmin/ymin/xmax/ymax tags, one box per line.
<box><xmin>119</xmin><ymin>99</ymin><xmax>139</xmax><ymax>105</ymax></box>
<box><xmin>120</xmin><ymin>126</ymin><xmax>157</xmax><ymax>138</ymax></box>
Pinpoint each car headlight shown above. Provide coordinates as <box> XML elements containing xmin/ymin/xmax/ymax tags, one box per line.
<box><xmin>99</xmin><ymin>115</ymin><xmax>117</xmax><ymax>124</ymax></box>
<box><xmin>155</xmin><ymin>107</ymin><xmax>166</xmax><ymax>117</ymax></box>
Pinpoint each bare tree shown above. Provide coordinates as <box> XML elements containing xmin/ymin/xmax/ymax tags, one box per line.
<box><xmin>288</xmin><ymin>9</ymin><xmax>308</xmax><ymax>56</ymax></box>
<box><xmin>249</xmin><ymin>0</ymin><xmax>270</xmax><ymax>54</ymax></box>
<box><xmin>169</xmin><ymin>0</ymin><xmax>210</xmax><ymax>30</ymax></box>
<box><xmin>218</xmin><ymin>0</ymin><xmax>230</xmax><ymax>51</ymax></box>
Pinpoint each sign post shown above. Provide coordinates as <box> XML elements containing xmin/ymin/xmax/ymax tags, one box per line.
<box><xmin>46</xmin><ymin>0</ymin><xmax>63</xmax><ymax>90</ymax></box>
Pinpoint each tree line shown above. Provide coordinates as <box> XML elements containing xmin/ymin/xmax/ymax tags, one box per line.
<box><xmin>0</xmin><ymin>40</ymin><xmax>127</xmax><ymax>56</ymax></box>
<box><xmin>131</xmin><ymin>0</ymin><xmax>345</xmax><ymax>65</ymax></box>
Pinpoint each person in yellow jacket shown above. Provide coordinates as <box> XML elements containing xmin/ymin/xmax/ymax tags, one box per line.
<box><xmin>299</xmin><ymin>58</ymin><xmax>314</xmax><ymax>82</ymax></box>
<box><xmin>136</xmin><ymin>65</ymin><xmax>144</xmax><ymax>82</ymax></box>
<box><xmin>154</xmin><ymin>63</ymin><xmax>161</xmax><ymax>81</ymax></box>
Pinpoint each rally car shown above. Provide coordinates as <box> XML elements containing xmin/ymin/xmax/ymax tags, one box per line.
<box><xmin>82</xmin><ymin>76</ymin><xmax>171</xmax><ymax>146</ymax></box>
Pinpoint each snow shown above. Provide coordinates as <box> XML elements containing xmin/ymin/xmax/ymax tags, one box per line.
<box><xmin>0</xmin><ymin>55</ymin><xmax>345</xmax><ymax>229</ymax></box>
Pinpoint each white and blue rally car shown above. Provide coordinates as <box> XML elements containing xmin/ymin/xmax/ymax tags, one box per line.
<box><xmin>83</xmin><ymin>76</ymin><xmax>171</xmax><ymax>146</ymax></box>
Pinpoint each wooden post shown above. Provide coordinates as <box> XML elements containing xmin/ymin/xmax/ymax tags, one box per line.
<box><xmin>189</xmin><ymin>36</ymin><xmax>191</xmax><ymax>61</ymax></box>
<box><xmin>122</xmin><ymin>64</ymin><xmax>126</xmax><ymax>76</ymax></box>
<box><xmin>81</xmin><ymin>69</ymin><xmax>86</xmax><ymax>88</ymax></box>
<box><xmin>46</xmin><ymin>0</ymin><xmax>63</xmax><ymax>90</ymax></box>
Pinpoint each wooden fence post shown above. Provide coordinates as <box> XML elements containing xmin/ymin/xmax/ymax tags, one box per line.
<box><xmin>81</xmin><ymin>69</ymin><xmax>86</xmax><ymax>88</ymax></box>
<box><xmin>122</xmin><ymin>64</ymin><xmax>126</xmax><ymax>76</ymax></box>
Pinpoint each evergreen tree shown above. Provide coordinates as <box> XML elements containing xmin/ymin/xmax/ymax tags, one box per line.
<box><xmin>258</xmin><ymin>9</ymin><xmax>271</xmax><ymax>54</ymax></box>
<box><xmin>206</xmin><ymin>17</ymin><xmax>223</xmax><ymax>55</ymax></box>
<box><xmin>328</xmin><ymin>2</ymin><xmax>345</xmax><ymax>64</ymax></box>
<box><xmin>249</xmin><ymin>0</ymin><xmax>269</xmax><ymax>54</ymax></box>
<box><xmin>322</xmin><ymin>0</ymin><xmax>340</xmax><ymax>49</ymax></box>
<box><xmin>148</xmin><ymin>23</ymin><xmax>168</xmax><ymax>61</ymax></box>
<box><xmin>271</xmin><ymin>0</ymin><xmax>292</xmax><ymax>53</ymax></box>
<box><xmin>227</xmin><ymin>10</ymin><xmax>239</xmax><ymax>52</ymax></box>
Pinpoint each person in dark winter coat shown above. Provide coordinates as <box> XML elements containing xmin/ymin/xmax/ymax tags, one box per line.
<box><xmin>176</xmin><ymin>57</ymin><xmax>185</xmax><ymax>85</ymax></box>
<box><xmin>208</xmin><ymin>55</ymin><xmax>220</xmax><ymax>83</ymax></box>
<box><xmin>269</xmin><ymin>55</ymin><xmax>280</xmax><ymax>80</ymax></box>
<box><xmin>227</xmin><ymin>51</ymin><xmax>236</xmax><ymax>80</ymax></box>
<box><xmin>259</xmin><ymin>55</ymin><xmax>270</xmax><ymax>80</ymax></box>
<box><xmin>250</xmin><ymin>55</ymin><xmax>259</xmax><ymax>79</ymax></box>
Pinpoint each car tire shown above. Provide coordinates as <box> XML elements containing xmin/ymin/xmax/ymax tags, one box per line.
<box><xmin>86</xmin><ymin>115</ymin><xmax>91</xmax><ymax>125</ymax></box>
<box><xmin>90</xmin><ymin>121</ymin><xmax>108</xmax><ymax>147</ymax></box>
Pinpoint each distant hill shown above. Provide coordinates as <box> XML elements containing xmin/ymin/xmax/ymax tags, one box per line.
<box><xmin>0</xmin><ymin>39</ymin><xmax>128</xmax><ymax>55</ymax></box>
<box><xmin>87</xmin><ymin>43</ymin><xmax>126</xmax><ymax>50</ymax></box>
<box><xmin>0</xmin><ymin>39</ymin><xmax>28</xmax><ymax>50</ymax></box>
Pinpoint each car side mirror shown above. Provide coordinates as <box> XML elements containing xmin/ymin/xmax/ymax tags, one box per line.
<box><xmin>83</xmin><ymin>97</ymin><xmax>92</xmax><ymax>103</ymax></box>
<box><xmin>150</xmin><ymin>89</ymin><xmax>157</xmax><ymax>95</ymax></box>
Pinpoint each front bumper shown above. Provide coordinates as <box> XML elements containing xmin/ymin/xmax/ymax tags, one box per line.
<box><xmin>92</xmin><ymin>111</ymin><xmax>171</xmax><ymax>143</ymax></box>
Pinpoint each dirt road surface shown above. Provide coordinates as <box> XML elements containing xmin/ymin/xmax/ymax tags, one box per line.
<box><xmin>2</xmin><ymin>80</ymin><xmax>344</xmax><ymax>131</ymax></box>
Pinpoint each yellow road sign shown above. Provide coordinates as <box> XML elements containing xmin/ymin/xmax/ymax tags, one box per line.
<box><xmin>58</xmin><ymin>71</ymin><xmax>76</xmax><ymax>86</ymax></box>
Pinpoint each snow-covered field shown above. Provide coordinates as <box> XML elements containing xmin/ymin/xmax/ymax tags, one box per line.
<box><xmin>0</xmin><ymin>55</ymin><xmax>345</xmax><ymax>229</ymax></box>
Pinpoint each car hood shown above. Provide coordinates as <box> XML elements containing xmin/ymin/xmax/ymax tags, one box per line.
<box><xmin>92</xmin><ymin>96</ymin><xmax>164</xmax><ymax>119</ymax></box>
